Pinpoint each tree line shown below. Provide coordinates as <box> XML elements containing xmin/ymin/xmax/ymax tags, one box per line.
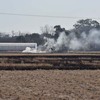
<box><xmin>0</xmin><ymin>19</ymin><xmax>100</xmax><ymax>46</ymax></box>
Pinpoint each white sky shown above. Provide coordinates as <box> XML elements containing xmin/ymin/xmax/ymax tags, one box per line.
<box><xmin>0</xmin><ymin>0</ymin><xmax>100</xmax><ymax>33</ymax></box>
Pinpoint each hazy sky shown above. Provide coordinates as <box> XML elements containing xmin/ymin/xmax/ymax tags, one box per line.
<box><xmin>0</xmin><ymin>0</ymin><xmax>100</xmax><ymax>33</ymax></box>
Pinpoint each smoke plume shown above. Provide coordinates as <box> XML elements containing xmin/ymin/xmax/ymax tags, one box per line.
<box><xmin>22</xmin><ymin>28</ymin><xmax>100</xmax><ymax>53</ymax></box>
<box><xmin>43</xmin><ymin>28</ymin><xmax>100</xmax><ymax>52</ymax></box>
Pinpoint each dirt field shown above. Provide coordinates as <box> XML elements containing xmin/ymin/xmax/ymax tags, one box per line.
<box><xmin>0</xmin><ymin>70</ymin><xmax>100</xmax><ymax>100</ymax></box>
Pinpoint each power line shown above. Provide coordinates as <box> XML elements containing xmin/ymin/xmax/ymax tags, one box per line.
<box><xmin>0</xmin><ymin>12</ymin><xmax>78</xmax><ymax>18</ymax></box>
<box><xmin>0</xmin><ymin>12</ymin><xmax>100</xmax><ymax>19</ymax></box>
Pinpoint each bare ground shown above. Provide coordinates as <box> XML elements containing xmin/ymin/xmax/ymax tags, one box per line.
<box><xmin>0</xmin><ymin>70</ymin><xmax>100</xmax><ymax>100</ymax></box>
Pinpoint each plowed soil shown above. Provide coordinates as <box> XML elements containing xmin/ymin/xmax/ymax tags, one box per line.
<box><xmin>0</xmin><ymin>70</ymin><xmax>100</xmax><ymax>100</ymax></box>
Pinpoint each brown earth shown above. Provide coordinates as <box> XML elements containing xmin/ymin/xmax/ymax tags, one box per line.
<box><xmin>0</xmin><ymin>70</ymin><xmax>100</xmax><ymax>100</ymax></box>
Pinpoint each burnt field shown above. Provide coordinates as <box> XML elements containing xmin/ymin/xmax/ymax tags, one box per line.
<box><xmin>0</xmin><ymin>52</ymin><xmax>100</xmax><ymax>70</ymax></box>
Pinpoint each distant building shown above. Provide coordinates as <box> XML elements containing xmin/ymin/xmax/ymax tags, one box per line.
<box><xmin>0</xmin><ymin>43</ymin><xmax>37</xmax><ymax>52</ymax></box>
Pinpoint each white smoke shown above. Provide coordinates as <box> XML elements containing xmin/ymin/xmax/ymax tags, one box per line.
<box><xmin>88</xmin><ymin>29</ymin><xmax>100</xmax><ymax>45</ymax></box>
<box><xmin>22</xmin><ymin>28</ymin><xmax>100</xmax><ymax>53</ymax></box>
<box><xmin>22</xmin><ymin>47</ymin><xmax>37</xmax><ymax>53</ymax></box>
<box><xmin>54</xmin><ymin>32</ymin><xmax>69</xmax><ymax>51</ymax></box>
<box><xmin>43</xmin><ymin>32</ymin><xmax>69</xmax><ymax>52</ymax></box>
<box><xmin>44</xmin><ymin>38</ymin><xmax>55</xmax><ymax>52</ymax></box>
<box><xmin>69</xmin><ymin>37</ymin><xmax>82</xmax><ymax>50</ymax></box>
<box><xmin>43</xmin><ymin>29</ymin><xmax>100</xmax><ymax>52</ymax></box>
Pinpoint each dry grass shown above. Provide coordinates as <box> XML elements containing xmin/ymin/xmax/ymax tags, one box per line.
<box><xmin>0</xmin><ymin>70</ymin><xmax>100</xmax><ymax>100</ymax></box>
